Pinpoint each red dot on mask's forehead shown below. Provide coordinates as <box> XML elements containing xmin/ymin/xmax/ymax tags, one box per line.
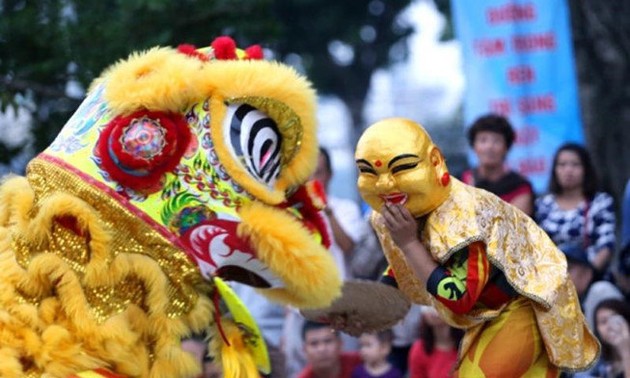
<box><xmin>375</xmin><ymin>160</ymin><xmax>382</xmax><ymax>167</ymax></box>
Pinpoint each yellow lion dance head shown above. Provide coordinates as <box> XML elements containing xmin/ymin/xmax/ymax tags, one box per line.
<box><xmin>0</xmin><ymin>36</ymin><xmax>341</xmax><ymax>377</ymax></box>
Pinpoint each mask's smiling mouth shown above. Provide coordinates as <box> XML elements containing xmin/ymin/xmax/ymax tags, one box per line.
<box><xmin>379</xmin><ymin>193</ymin><xmax>408</xmax><ymax>205</ymax></box>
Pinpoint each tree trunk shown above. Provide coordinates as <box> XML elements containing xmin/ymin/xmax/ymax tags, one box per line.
<box><xmin>569</xmin><ymin>1</ymin><xmax>630</xmax><ymax>202</ymax></box>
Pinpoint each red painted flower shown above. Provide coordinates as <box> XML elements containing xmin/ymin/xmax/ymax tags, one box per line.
<box><xmin>96</xmin><ymin>110</ymin><xmax>191</xmax><ymax>192</ymax></box>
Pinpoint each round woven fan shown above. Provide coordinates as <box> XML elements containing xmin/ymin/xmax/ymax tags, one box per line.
<box><xmin>301</xmin><ymin>280</ymin><xmax>411</xmax><ymax>336</ymax></box>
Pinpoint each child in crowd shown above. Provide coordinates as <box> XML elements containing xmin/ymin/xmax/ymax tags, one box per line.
<box><xmin>352</xmin><ymin>330</ymin><xmax>403</xmax><ymax>378</ymax></box>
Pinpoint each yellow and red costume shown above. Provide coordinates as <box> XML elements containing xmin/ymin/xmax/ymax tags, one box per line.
<box><xmin>356</xmin><ymin>118</ymin><xmax>599</xmax><ymax>377</ymax></box>
<box><xmin>0</xmin><ymin>37</ymin><xmax>341</xmax><ymax>377</ymax></box>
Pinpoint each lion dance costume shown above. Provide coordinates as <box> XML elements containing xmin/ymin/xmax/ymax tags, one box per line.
<box><xmin>0</xmin><ymin>37</ymin><xmax>341</xmax><ymax>377</ymax></box>
<box><xmin>354</xmin><ymin>118</ymin><xmax>599</xmax><ymax>377</ymax></box>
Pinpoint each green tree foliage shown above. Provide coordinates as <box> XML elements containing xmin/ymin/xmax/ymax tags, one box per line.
<box><xmin>0</xmin><ymin>0</ymin><xmax>412</xmax><ymax>169</ymax></box>
<box><xmin>568</xmin><ymin>1</ymin><xmax>630</xmax><ymax>200</ymax></box>
<box><xmin>1</xmin><ymin>0</ymin><xmax>277</xmax><ymax>163</ymax></box>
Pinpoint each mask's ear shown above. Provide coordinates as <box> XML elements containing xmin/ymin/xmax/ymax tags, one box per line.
<box><xmin>429</xmin><ymin>146</ymin><xmax>450</xmax><ymax>187</ymax></box>
<box><xmin>429</xmin><ymin>145</ymin><xmax>444</xmax><ymax>166</ymax></box>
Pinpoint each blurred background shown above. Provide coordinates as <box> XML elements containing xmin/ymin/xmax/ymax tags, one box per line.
<box><xmin>1</xmin><ymin>0</ymin><xmax>629</xmax><ymax>202</ymax></box>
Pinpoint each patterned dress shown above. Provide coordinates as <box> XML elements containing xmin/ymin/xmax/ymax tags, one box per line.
<box><xmin>535</xmin><ymin>192</ymin><xmax>616</xmax><ymax>267</ymax></box>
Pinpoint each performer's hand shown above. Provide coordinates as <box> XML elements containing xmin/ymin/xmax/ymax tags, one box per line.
<box><xmin>381</xmin><ymin>203</ymin><xmax>438</xmax><ymax>282</ymax></box>
<box><xmin>381</xmin><ymin>203</ymin><xmax>419</xmax><ymax>249</ymax></box>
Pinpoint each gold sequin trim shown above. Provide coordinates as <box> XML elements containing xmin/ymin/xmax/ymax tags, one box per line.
<box><xmin>22</xmin><ymin>159</ymin><xmax>202</xmax><ymax>320</ymax></box>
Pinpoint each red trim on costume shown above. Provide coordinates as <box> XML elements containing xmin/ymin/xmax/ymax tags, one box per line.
<box><xmin>213</xmin><ymin>288</ymin><xmax>231</xmax><ymax>347</ymax></box>
<box><xmin>93</xmin><ymin>368</ymin><xmax>127</xmax><ymax>378</ymax></box>
<box><xmin>283</xmin><ymin>181</ymin><xmax>332</xmax><ymax>248</ymax></box>
<box><xmin>384</xmin><ymin>265</ymin><xmax>396</xmax><ymax>279</ymax></box>
<box><xmin>55</xmin><ymin>215</ymin><xmax>88</xmax><ymax>238</ymax></box>
<box><xmin>478</xmin><ymin>281</ymin><xmax>512</xmax><ymax>309</ymax></box>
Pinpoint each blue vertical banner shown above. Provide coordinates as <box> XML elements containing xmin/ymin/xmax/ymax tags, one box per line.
<box><xmin>452</xmin><ymin>0</ymin><xmax>583</xmax><ymax>193</ymax></box>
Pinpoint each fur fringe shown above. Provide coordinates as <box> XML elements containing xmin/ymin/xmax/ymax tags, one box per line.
<box><xmin>0</xmin><ymin>177</ymin><xmax>211</xmax><ymax>377</ymax></box>
<box><xmin>238</xmin><ymin>201</ymin><xmax>341</xmax><ymax>308</ymax></box>
<box><xmin>210</xmin><ymin>321</ymin><xmax>258</xmax><ymax>378</ymax></box>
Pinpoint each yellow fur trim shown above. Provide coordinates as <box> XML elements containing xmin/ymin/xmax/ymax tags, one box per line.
<box><xmin>182</xmin><ymin>287</ymin><xmax>215</xmax><ymax>334</ymax></box>
<box><xmin>26</xmin><ymin>192</ymin><xmax>112</xmax><ymax>285</ymax></box>
<box><xmin>210</xmin><ymin>320</ymin><xmax>259</xmax><ymax>378</ymax></box>
<box><xmin>71</xmin><ymin>370</ymin><xmax>115</xmax><ymax>378</ymax></box>
<box><xmin>0</xmin><ymin>177</ymin><xmax>213</xmax><ymax>377</ymax></box>
<box><xmin>0</xmin><ymin>176</ymin><xmax>33</xmax><ymax>232</ymax></box>
<box><xmin>25</xmin><ymin>158</ymin><xmax>202</xmax><ymax>318</ymax></box>
<box><xmin>102</xmin><ymin>47</ymin><xmax>204</xmax><ymax>115</ymax></box>
<box><xmin>214</xmin><ymin>277</ymin><xmax>270</xmax><ymax>374</ymax></box>
<box><xmin>238</xmin><ymin>201</ymin><xmax>341</xmax><ymax>308</ymax></box>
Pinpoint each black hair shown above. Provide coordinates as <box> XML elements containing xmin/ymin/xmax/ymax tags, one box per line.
<box><xmin>548</xmin><ymin>143</ymin><xmax>598</xmax><ymax>201</ymax></box>
<box><xmin>467</xmin><ymin>114</ymin><xmax>516</xmax><ymax>150</ymax></box>
<box><xmin>365</xmin><ymin>329</ymin><xmax>394</xmax><ymax>346</ymax></box>
<box><xmin>319</xmin><ymin>146</ymin><xmax>332</xmax><ymax>176</ymax></box>
<box><xmin>593</xmin><ymin>298</ymin><xmax>630</xmax><ymax>362</ymax></box>
<box><xmin>301</xmin><ymin>320</ymin><xmax>336</xmax><ymax>341</ymax></box>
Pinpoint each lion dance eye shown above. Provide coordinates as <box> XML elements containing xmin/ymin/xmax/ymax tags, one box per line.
<box><xmin>96</xmin><ymin>110</ymin><xmax>191</xmax><ymax>192</ymax></box>
<box><xmin>223</xmin><ymin>103</ymin><xmax>282</xmax><ymax>186</ymax></box>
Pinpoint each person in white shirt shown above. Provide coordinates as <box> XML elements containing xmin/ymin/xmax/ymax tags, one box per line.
<box><xmin>284</xmin><ymin>146</ymin><xmax>371</xmax><ymax>378</ymax></box>
<box><xmin>313</xmin><ymin>147</ymin><xmax>368</xmax><ymax>279</ymax></box>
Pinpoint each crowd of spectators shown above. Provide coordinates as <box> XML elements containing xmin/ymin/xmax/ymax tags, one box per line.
<box><xmin>185</xmin><ymin>115</ymin><xmax>630</xmax><ymax>378</ymax></box>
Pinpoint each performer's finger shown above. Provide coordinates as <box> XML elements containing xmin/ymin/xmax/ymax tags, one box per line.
<box><xmin>381</xmin><ymin>204</ymin><xmax>397</xmax><ymax>228</ymax></box>
<box><xmin>381</xmin><ymin>207</ymin><xmax>394</xmax><ymax>226</ymax></box>
<box><xmin>391</xmin><ymin>204</ymin><xmax>408</xmax><ymax>219</ymax></box>
<box><xmin>399</xmin><ymin>205</ymin><xmax>414</xmax><ymax>222</ymax></box>
<box><xmin>382</xmin><ymin>203</ymin><xmax>394</xmax><ymax>218</ymax></box>
<box><xmin>385</xmin><ymin>202</ymin><xmax>403</xmax><ymax>220</ymax></box>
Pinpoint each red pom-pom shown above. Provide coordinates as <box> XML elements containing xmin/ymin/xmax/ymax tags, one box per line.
<box><xmin>211</xmin><ymin>36</ymin><xmax>238</xmax><ymax>60</ymax></box>
<box><xmin>244</xmin><ymin>45</ymin><xmax>264</xmax><ymax>60</ymax></box>
<box><xmin>177</xmin><ymin>44</ymin><xmax>209</xmax><ymax>62</ymax></box>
